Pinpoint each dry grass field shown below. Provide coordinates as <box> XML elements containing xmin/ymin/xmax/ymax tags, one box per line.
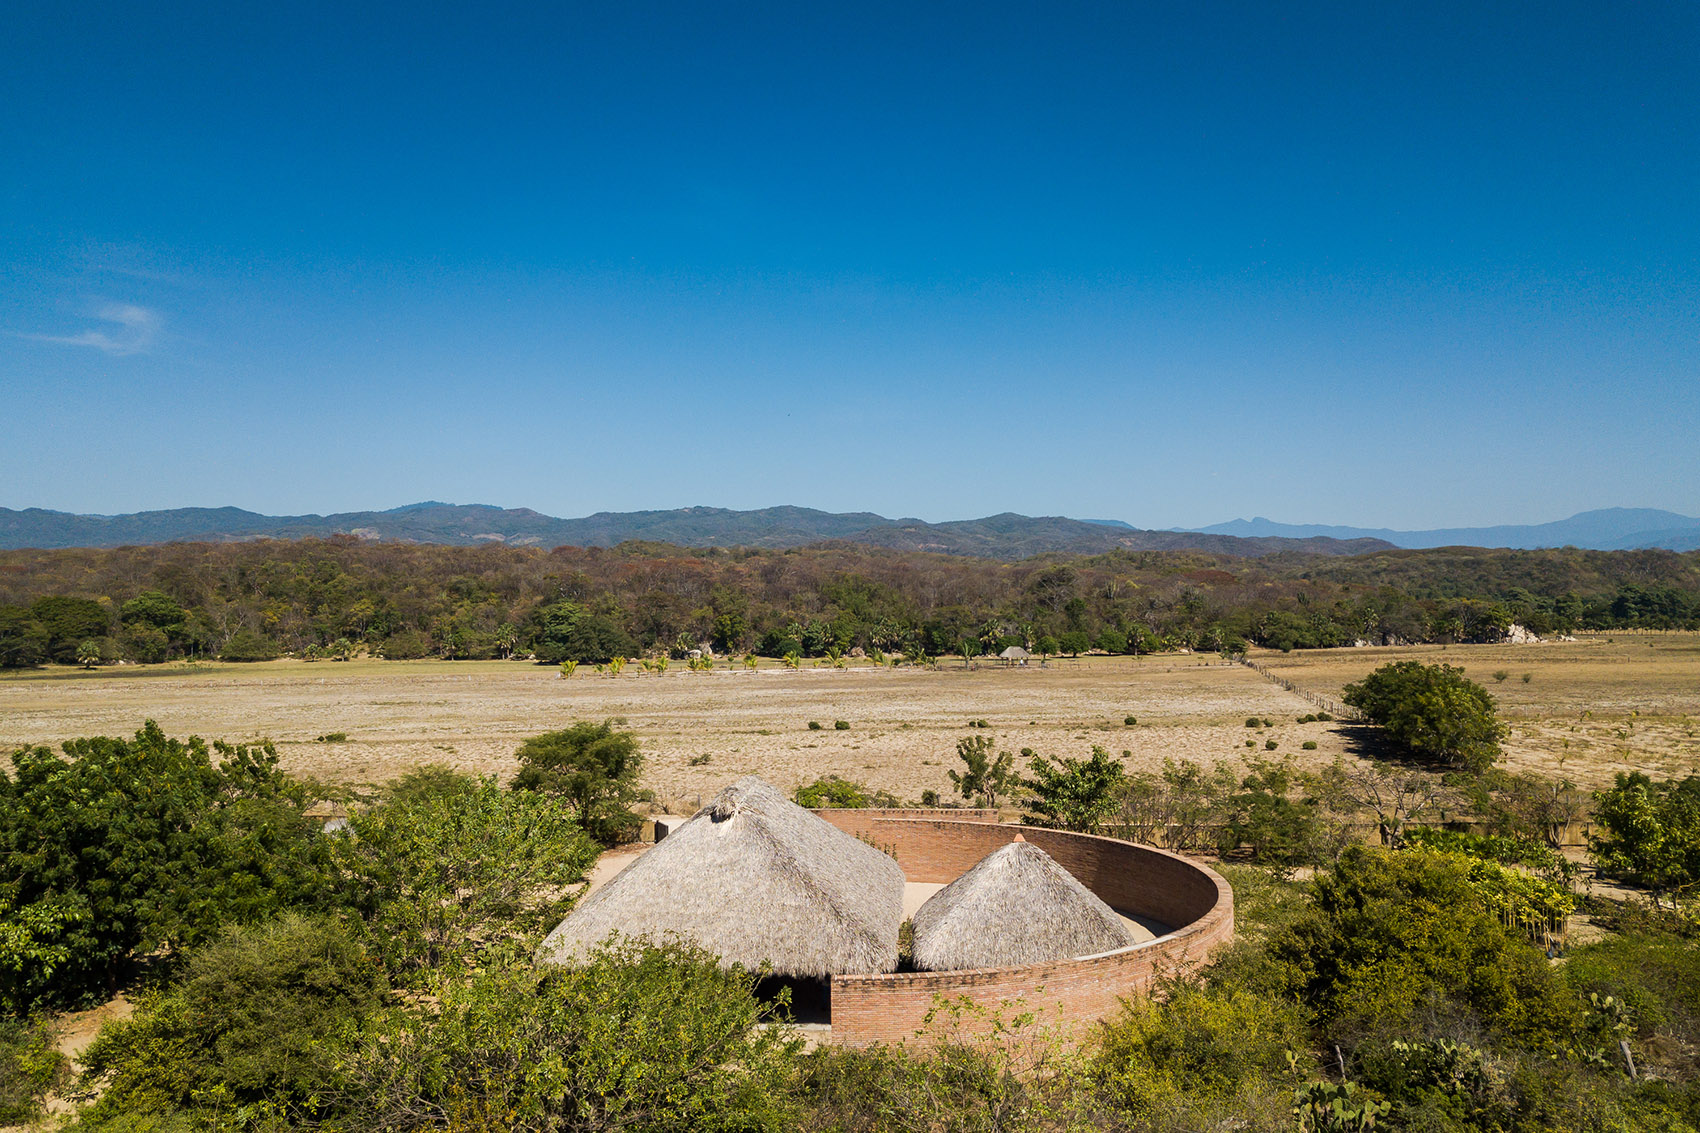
<box><xmin>3</xmin><ymin>633</ymin><xmax>1696</xmax><ymax>806</ymax></box>
<box><xmin>1254</xmin><ymin>632</ymin><xmax>1700</xmax><ymax>788</ymax></box>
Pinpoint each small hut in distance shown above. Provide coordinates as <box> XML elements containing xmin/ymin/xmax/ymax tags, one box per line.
<box><xmin>910</xmin><ymin>834</ymin><xmax>1135</xmax><ymax>971</ymax></box>
<box><xmin>538</xmin><ymin>776</ymin><xmax>906</xmax><ymax>978</ymax></box>
<box><xmin>998</xmin><ymin>645</ymin><xmax>1031</xmax><ymax>665</ymax></box>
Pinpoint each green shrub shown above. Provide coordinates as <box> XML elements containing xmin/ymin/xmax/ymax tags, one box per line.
<box><xmin>1264</xmin><ymin>739</ymin><xmax>1278</xmax><ymax>750</ymax></box>
<box><xmin>808</xmin><ymin>720</ymin><xmax>823</xmax><ymax>731</ymax></box>
<box><xmin>1096</xmin><ymin>984</ymin><xmax>1310</xmax><ymax>1123</ymax></box>
<box><xmin>1125</xmin><ymin>715</ymin><xmax>1138</xmax><ymax>726</ymax></box>
<box><xmin>1245</xmin><ymin>717</ymin><xmax>1262</xmax><ymax>728</ymax></box>
<box><xmin>834</xmin><ymin>720</ymin><xmax>850</xmax><ymax>730</ymax></box>
<box><xmin>332</xmin><ymin>942</ymin><xmax>800</xmax><ymax>1133</ymax></box>
<box><xmin>1020</xmin><ymin>746</ymin><xmax>1124</xmax><ymax>833</ymax></box>
<box><xmin>511</xmin><ymin>720</ymin><xmax>647</xmax><ymax>845</ymax></box>
<box><xmin>0</xmin><ymin>722</ymin><xmax>331</xmax><ymax>1012</ymax></box>
<box><xmin>77</xmin><ymin>914</ymin><xmax>386</xmax><ymax>1124</ymax></box>
<box><xmin>1344</xmin><ymin>661</ymin><xmax>1506</xmax><ymax>774</ymax></box>
<box><xmin>1564</xmin><ymin>932</ymin><xmax>1700</xmax><ymax>1050</ymax></box>
<box><xmin>1265</xmin><ymin>845</ymin><xmax>1582</xmax><ymax>1045</ymax></box>
<box><xmin>218</xmin><ymin>628</ymin><xmax>278</xmax><ymax>662</ymax></box>
<box><xmin>314</xmin><ymin>731</ymin><xmax>348</xmax><ymax>743</ymax></box>
<box><xmin>0</xmin><ymin>1016</ymin><xmax>66</xmax><ymax>1125</ymax></box>
<box><xmin>336</xmin><ymin>776</ymin><xmax>598</xmax><ymax>979</ymax></box>
<box><xmin>1302</xmin><ymin>740</ymin><xmax>1319</xmax><ymax>750</ymax></box>
<box><xmin>795</xmin><ymin>776</ymin><xmax>866</xmax><ymax>808</ymax></box>
<box><xmin>801</xmin><ymin>1013</ymin><xmax>1088</xmax><ymax>1132</ymax></box>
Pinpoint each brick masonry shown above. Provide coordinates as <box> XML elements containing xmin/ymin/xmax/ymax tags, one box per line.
<box><xmin>811</xmin><ymin>813</ymin><xmax>1235</xmax><ymax>1046</ymax></box>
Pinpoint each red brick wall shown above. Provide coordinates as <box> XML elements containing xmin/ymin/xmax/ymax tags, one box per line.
<box><xmin>816</xmin><ymin>816</ymin><xmax>1235</xmax><ymax>1046</ymax></box>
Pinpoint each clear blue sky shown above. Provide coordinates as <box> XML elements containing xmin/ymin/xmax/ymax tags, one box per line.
<box><xmin>3</xmin><ymin>1</ymin><xmax>1697</xmax><ymax>529</ymax></box>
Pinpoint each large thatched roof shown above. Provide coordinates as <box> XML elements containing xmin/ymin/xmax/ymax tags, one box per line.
<box><xmin>911</xmin><ymin>835</ymin><xmax>1136</xmax><ymax>971</ymax></box>
<box><xmin>538</xmin><ymin>776</ymin><xmax>905</xmax><ymax>977</ymax></box>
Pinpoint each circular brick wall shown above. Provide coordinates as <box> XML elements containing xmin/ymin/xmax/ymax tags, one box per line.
<box><xmin>812</xmin><ymin>813</ymin><xmax>1235</xmax><ymax>1046</ymax></box>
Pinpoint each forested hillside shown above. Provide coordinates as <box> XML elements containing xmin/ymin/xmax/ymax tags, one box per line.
<box><xmin>1</xmin><ymin>539</ymin><xmax>1696</xmax><ymax>667</ymax></box>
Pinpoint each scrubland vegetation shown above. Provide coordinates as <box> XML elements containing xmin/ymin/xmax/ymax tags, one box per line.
<box><xmin>1</xmin><ymin>538</ymin><xmax>1697</xmax><ymax>668</ymax></box>
<box><xmin>3</xmin><ymin>661</ymin><xmax>1697</xmax><ymax>1131</ymax></box>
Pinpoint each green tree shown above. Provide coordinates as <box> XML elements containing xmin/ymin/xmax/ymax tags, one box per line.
<box><xmin>1590</xmin><ymin>772</ymin><xmax>1700</xmax><ymax>909</ymax></box>
<box><xmin>75</xmin><ymin>639</ymin><xmax>102</xmax><ymax>668</ymax></box>
<box><xmin>218</xmin><ymin>628</ymin><xmax>277</xmax><ymax>662</ymax></box>
<box><xmin>949</xmin><ymin>735</ymin><xmax>1015</xmax><ymax>808</ymax></box>
<box><xmin>1057</xmin><ymin>630</ymin><xmax>1091</xmax><ymax>657</ymax></box>
<box><xmin>510</xmin><ymin>720</ymin><xmax>647</xmax><ymax>844</ymax></box>
<box><xmin>1020</xmin><ymin>745</ymin><xmax>1125</xmax><ymax>833</ymax></box>
<box><xmin>29</xmin><ymin>596</ymin><xmax>110</xmax><ymax>663</ymax></box>
<box><xmin>0</xmin><ymin>607</ymin><xmax>47</xmax><ymax>669</ymax></box>
<box><xmin>334</xmin><ymin>775</ymin><xmax>598</xmax><ymax>978</ymax></box>
<box><xmin>1343</xmin><ymin>661</ymin><xmax>1506</xmax><ymax>774</ymax></box>
<box><xmin>0</xmin><ymin>722</ymin><xmax>330</xmax><ymax>1011</ymax></box>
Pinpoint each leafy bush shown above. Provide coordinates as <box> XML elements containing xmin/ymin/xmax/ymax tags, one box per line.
<box><xmin>0</xmin><ymin>722</ymin><xmax>331</xmax><ymax>1012</ymax></box>
<box><xmin>801</xmin><ymin>1008</ymin><xmax>1090</xmax><ymax>1133</ymax></box>
<box><xmin>332</xmin><ymin>942</ymin><xmax>800</xmax><ymax>1133</ymax></box>
<box><xmin>1302</xmin><ymin>740</ymin><xmax>1319</xmax><ymax>750</ymax></box>
<box><xmin>1343</xmin><ymin>661</ymin><xmax>1506</xmax><ymax>774</ymax></box>
<box><xmin>834</xmin><ymin>720</ymin><xmax>850</xmax><ymax>730</ymax></box>
<box><xmin>794</xmin><ymin>776</ymin><xmax>897</xmax><ymax>809</ymax></box>
<box><xmin>0</xmin><ymin>1016</ymin><xmax>66</xmax><ymax>1125</ymax></box>
<box><xmin>218</xmin><ymin>628</ymin><xmax>278</xmax><ymax>662</ymax></box>
<box><xmin>1264</xmin><ymin>845</ymin><xmax>1581</xmax><ymax>1045</ymax></box>
<box><xmin>334</xmin><ymin>776</ymin><xmax>598</xmax><ymax>979</ymax></box>
<box><xmin>76</xmin><ymin>914</ymin><xmax>386</xmax><ymax>1124</ymax></box>
<box><xmin>1125</xmin><ymin>715</ymin><xmax>1138</xmax><ymax>726</ymax></box>
<box><xmin>1096</xmin><ymin>985</ymin><xmax>1311</xmax><ymax>1122</ymax></box>
<box><xmin>1217</xmin><ymin>759</ymin><xmax>1338</xmax><ymax>871</ymax></box>
<box><xmin>1020</xmin><ymin>746</ymin><xmax>1125</xmax><ymax>833</ymax></box>
<box><xmin>511</xmin><ymin>720</ymin><xmax>647</xmax><ymax>844</ymax></box>
<box><xmin>1590</xmin><ymin>772</ymin><xmax>1700</xmax><ymax>905</ymax></box>
<box><xmin>808</xmin><ymin>720</ymin><xmax>823</xmax><ymax>731</ymax></box>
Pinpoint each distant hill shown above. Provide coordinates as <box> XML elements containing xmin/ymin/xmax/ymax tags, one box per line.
<box><xmin>1193</xmin><ymin>507</ymin><xmax>1700</xmax><ymax>552</ymax></box>
<box><xmin>0</xmin><ymin>503</ymin><xmax>1389</xmax><ymax>560</ymax></box>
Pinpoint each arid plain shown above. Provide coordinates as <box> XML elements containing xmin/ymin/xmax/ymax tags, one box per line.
<box><xmin>2</xmin><ymin>634</ymin><xmax>1696</xmax><ymax>809</ymax></box>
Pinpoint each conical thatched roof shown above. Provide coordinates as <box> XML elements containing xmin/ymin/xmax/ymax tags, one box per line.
<box><xmin>538</xmin><ymin>776</ymin><xmax>905</xmax><ymax>977</ymax></box>
<box><xmin>911</xmin><ymin>835</ymin><xmax>1135</xmax><ymax>971</ymax></box>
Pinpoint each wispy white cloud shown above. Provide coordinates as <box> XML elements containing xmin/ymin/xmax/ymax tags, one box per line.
<box><xmin>18</xmin><ymin>303</ymin><xmax>162</xmax><ymax>356</ymax></box>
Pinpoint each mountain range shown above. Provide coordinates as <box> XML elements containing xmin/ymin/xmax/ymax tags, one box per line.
<box><xmin>1193</xmin><ymin>508</ymin><xmax>1700</xmax><ymax>552</ymax></box>
<box><xmin>1</xmin><ymin>503</ymin><xmax>1694</xmax><ymax>559</ymax></box>
<box><xmin>0</xmin><ymin>503</ymin><xmax>1389</xmax><ymax>559</ymax></box>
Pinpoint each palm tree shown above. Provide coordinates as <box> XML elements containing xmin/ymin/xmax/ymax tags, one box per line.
<box><xmin>76</xmin><ymin>640</ymin><xmax>101</xmax><ymax>669</ymax></box>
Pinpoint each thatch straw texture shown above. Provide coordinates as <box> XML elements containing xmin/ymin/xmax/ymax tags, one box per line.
<box><xmin>538</xmin><ymin>776</ymin><xmax>905</xmax><ymax>977</ymax></box>
<box><xmin>911</xmin><ymin>837</ymin><xmax>1136</xmax><ymax>971</ymax></box>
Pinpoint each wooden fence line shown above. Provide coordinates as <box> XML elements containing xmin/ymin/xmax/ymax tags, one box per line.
<box><xmin>1240</xmin><ymin>658</ymin><xmax>1366</xmax><ymax>722</ymax></box>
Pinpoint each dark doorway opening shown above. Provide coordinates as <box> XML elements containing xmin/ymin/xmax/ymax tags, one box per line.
<box><xmin>754</xmin><ymin>974</ymin><xmax>831</xmax><ymax>1026</ymax></box>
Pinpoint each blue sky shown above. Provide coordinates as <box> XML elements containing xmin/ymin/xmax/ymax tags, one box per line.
<box><xmin>3</xmin><ymin>1</ymin><xmax>1697</xmax><ymax>529</ymax></box>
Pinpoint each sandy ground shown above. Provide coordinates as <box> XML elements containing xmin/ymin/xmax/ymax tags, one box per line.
<box><xmin>0</xmin><ymin>657</ymin><xmax>1343</xmax><ymax>805</ymax></box>
<box><xmin>3</xmin><ymin>635</ymin><xmax>1695</xmax><ymax>805</ymax></box>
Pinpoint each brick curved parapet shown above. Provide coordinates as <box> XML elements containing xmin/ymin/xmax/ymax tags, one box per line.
<box><xmin>812</xmin><ymin>814</ymin><xmax>1235</xmax><ymax>1046</ymax></box>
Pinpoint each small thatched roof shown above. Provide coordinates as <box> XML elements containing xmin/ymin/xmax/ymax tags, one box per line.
<box><xmin>538</xmin><ymin>776</ymin><xmax>905</xmax><ymax>977</ymax></box>
<box><xmin>998</xmin><ymin>645</ymin><xmax>1031</xmax><ymax>660</ymax></box>
<box><xmin>911</xmin><ymin>835</ymin><xmax>1135</xmax><ymax>971</ymax></box>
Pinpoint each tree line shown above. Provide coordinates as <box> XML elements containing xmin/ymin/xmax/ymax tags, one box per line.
<box><xmin>0</xmin><ymin>537</ymin><xmax>1696</xmax><ymax>667</ymax></box>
